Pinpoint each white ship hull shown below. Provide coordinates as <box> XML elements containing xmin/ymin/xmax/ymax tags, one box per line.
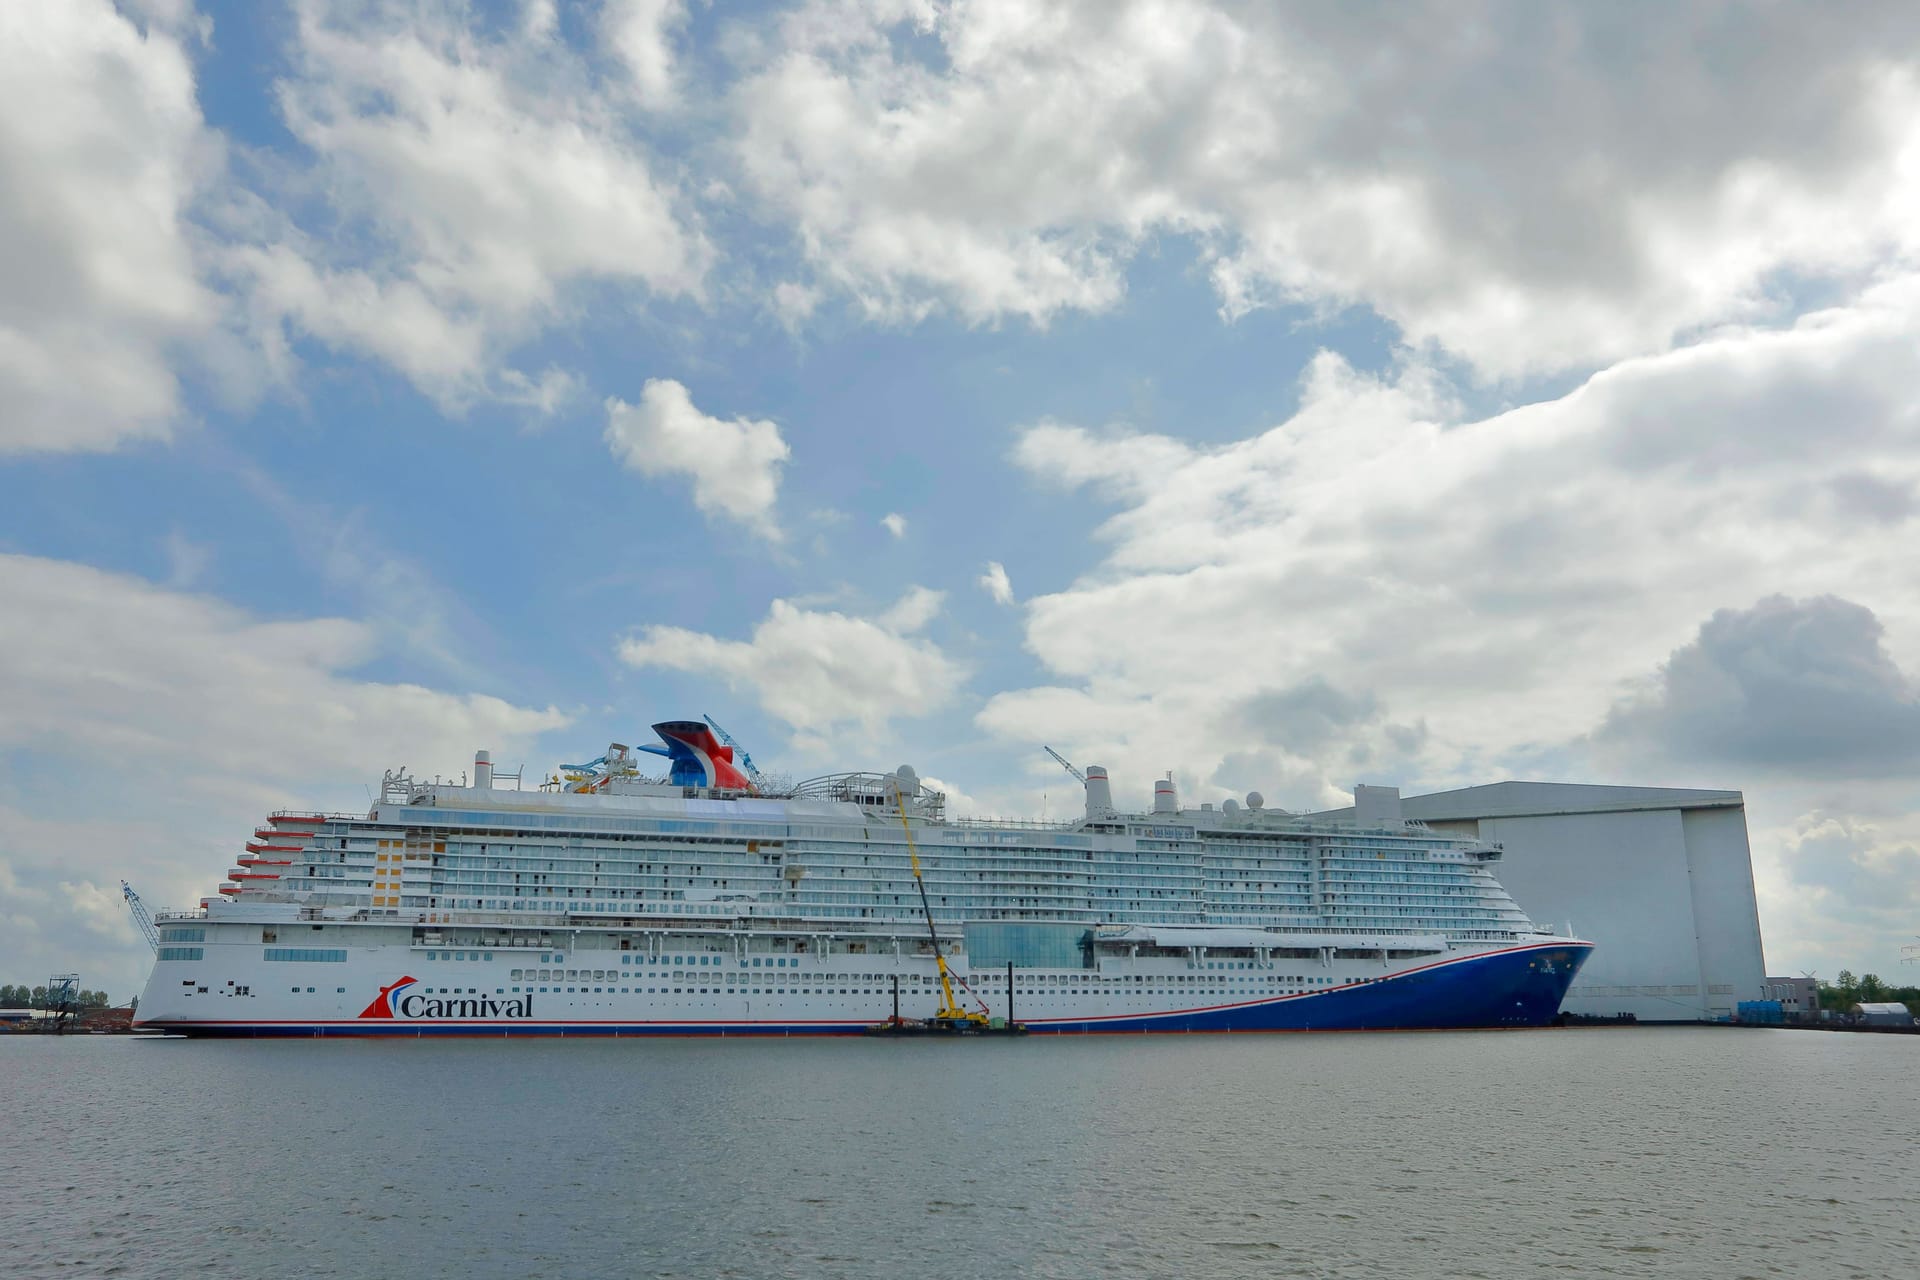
<box><xmin>137</xmin><ymin>913</ymin><xmax>1589</xmax><ymax>1036</ymax></box>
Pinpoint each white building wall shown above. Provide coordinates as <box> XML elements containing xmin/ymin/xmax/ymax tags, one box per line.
<box><xmin>1405</xmin><ymin>784</ymin><xmax>1766</xmax><ymax>1021</ymax></box>
<box><xmin>1680</xmin><ymin>807</ymin><xmax>1768</xmax><ymax>1015</ymax></box>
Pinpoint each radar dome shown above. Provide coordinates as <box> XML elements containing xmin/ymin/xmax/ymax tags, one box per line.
<box><xmin>895</xmin><ymin>764</ymin><xmax>917</xmax><ymax>781</ymax></box>
<box><xmin>1222</xmin><ymin>798</ymin><xmax>1240</xmax><ymax>813</ymax></box>
<box><xmin>1246</xmin><ymin>791</ymin><xmax>1265</xmax><ymax>810</ymax></box>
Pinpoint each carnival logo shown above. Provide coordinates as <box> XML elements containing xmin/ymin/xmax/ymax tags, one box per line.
<box><xmin>357</xmin><ymin>974</ymin><xmax>534</xmax><ymax>1020</ymax></box>
<box><xmin>358</xmin><ymin>975</ymin><xmax>417</xmax><ymax>1018</ymax></box>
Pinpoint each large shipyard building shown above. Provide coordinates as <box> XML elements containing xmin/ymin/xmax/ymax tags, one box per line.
<box><xmin>1353</xmin><ymin>782</ymin><xmax>1766</xmax><ymax>1022</ymax></box>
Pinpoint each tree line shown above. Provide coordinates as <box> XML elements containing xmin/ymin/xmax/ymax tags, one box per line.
<box><xmin>0</xmin><ymin>984</ymin><xmax>115</xmax><ymax>1010</ymax></box>
<box><xmin>1817</xmin><ymin>971</ymin><xmax>1920</xmax><ymax>1016</ymax></box>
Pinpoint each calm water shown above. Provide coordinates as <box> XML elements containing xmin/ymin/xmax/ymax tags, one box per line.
<box><xmin>2</xmin><ymin>1028</ymin><xmax>1914</xmax><ymax>1279</ymax></box>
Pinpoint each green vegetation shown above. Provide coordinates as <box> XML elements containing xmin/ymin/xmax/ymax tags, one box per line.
<box><xmin>1817</xmin><ymin>971</ymin><xmax>1920</xmax><ymax>1017</ymax></box>
<box><xmin>0</xmin><ymin>983</ymin><xmax>115</xmax><ymax>1010</ymax></box>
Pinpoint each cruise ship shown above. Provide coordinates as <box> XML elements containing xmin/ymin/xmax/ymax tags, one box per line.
<box><xmin>134</xmin><ymin>720</ymin><xmax>1591</xmax><ymax>1036</ymax></box>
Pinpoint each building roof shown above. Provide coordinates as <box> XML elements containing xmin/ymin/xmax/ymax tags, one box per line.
<box><xmin>1400</xmin><ymin>781</ymin><xmax>1745</xmax><ymax>821</ymax></box>
<box><xmin>1310</xmin><ymin>780</ymin><xmax>1745</xmax><ymax>824</ymax></box>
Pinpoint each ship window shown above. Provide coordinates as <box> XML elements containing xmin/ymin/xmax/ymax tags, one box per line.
<box><xmin>337</xmin><ymin>987</ymin><xmax>345</xmax><ymax>993</ymax></box>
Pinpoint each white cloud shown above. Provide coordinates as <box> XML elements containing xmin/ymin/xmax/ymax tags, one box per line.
<box><xmin>241</xmin><ymin>0</ymin><xmax>711</xmax><ymax>407</ymax></box>
<box><xmin>0</xmin><ymin>552</ymin><xmax>567</xmax><ymax>787</ymax></box>
<box><xmin>1763</xmin><ymin>812</ymin><xmax>1920</xmax><ymax>979</ymax></box>
<box><xmin>980</xmin><ymin>270</ymin><xmax>1920</xmax><ymax>947</ymax></box>
<box><xmin>162</xmin><ymin>528</ymin><xmax>212</xmax><ymax>588</ymax></box>
<box><xmin>615</xmin><ymin>587</ymin><xmax>966</xmax><ymax>739</ymax></box>
<box><xmin>978</xmin><ymin>560</ymin><xmax>1014</xmax><ymax>605</ymax></box>
<box><xmin>1596</xmin><ymin>595</ymin><xmax>1920</xmax><ymax>776</ymax></box>
<box><xmin>0</xmin><ymin>552</ymin><xmax>571</xmax><ymax>997</ymax></box>
<box><xmin>0</xmin><ymin>0</ymin><xmax>221</xmax><ymax>453</ymax></box>
<box><xmin>771</xmin><ymin>279</ymin><xmax>821</xmax><ymax>330</ymax></box>
<box><xmin>498</xmin><ymin>365</ymin><xmax>583</xmax><ymax>417</ymax></box>
<box><xmin>880</xmin><ymin>511</ymin><xmax>907</xmax><ymax>538</ymax></box>
<box><xmin>602</xmin><ymin>0</ymin><xmax>688</xmax><ymax>109</ymax></box>
<box><xmin>734</xmin><ymin>1</ymin><xmax>1920</xmax><ymax>375</ymax></box>
<box><xmin>604</xmin><ymin>379</ymin><xmax>791</xmax><ymax>538</ymax></box>
<box><xmin>880</xmin><ymin>585</ymin><xmax>943</xmax><ymax>631</ymax></box>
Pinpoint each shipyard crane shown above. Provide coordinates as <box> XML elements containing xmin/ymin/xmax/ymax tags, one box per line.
<box><xmin>891</xmin><ymin>781</ymin><xmax>992</xmax><ymax>1031</ymax></box>
<box><xmin>1043</xmin><ymin>746</ymin><xmax>1086</xmax><ymax>784</ymax></box>
<box><xmin>121</xmin><ymin>880</ymin><xmax>159</xmax><ymax>953</ymax></box>
<box><xmin>703</xmin><ymin>715</ymin><xmax>765</xmax><ymax>789</ymax></box>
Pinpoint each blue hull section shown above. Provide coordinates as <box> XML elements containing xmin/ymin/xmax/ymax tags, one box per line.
<box><xmin>1031</xmin><ymin>940</ymin><xmax>1591</xmax><ymax>1034</ymax></box>
<box><xmin>145</xmin><ymin>943</ymin><xmax>1590</xmax><ymax>1038</ymax></box>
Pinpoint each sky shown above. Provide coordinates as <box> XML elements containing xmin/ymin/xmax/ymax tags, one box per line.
<box><xmin>5</xmin><ymin>0</ymin><xmax>1920</xmax><ymax>1000</ymax></box>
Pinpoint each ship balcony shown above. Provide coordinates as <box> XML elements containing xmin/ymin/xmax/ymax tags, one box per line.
<box><xmin>246</xmin><ymin>841</ymin><xmax>305</xmax><ymax>853</ymax></box>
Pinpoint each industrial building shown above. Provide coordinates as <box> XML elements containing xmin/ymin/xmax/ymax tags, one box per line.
<box><xmin>1763</xmin><ymin>976</ymin><xmax>1820</xmax><ymax>1020</ymax></box>
<box><xmin>1322</xmin><ymin>781</ymin><xmax>1766</xmax><ymax>1022</ymax></box>
<box><xmin>1852</xmin><ymin>1002</ymin><xmax>1915</xmax><ymax>1028</ymax></box>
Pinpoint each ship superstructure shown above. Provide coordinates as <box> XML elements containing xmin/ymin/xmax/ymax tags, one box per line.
<box><xmin>136</xmin><ymin>722</ymin><xmax>1590</xmax><ymax>1036</ymax></box>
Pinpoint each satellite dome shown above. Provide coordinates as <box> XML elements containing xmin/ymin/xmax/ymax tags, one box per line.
<box><xmin>895</xmin><ymin>764</ymin><xmax>917</xmax><ymax>781</ymax></box>
<box><xmin>1222</xmin><ymin>798</ymin><xmax>1241</xmax><ymax>813</ymax></box>
<box><xmin>1246</xmin><ymin>791</ymin><xmax>1265</xmax><ymax>810</ymax></box>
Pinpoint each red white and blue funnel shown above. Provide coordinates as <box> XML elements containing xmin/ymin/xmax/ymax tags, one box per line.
<box><xmin>652</xmin><ymin>721</ymin><xmax>756</xmax><ymax>791</ymax></box>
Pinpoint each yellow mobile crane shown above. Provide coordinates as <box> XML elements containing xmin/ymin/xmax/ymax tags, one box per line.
<box><xmin>891</xmin><ymin>781</ymin><xmax>994</xmax><ymax>1032</ymax></box>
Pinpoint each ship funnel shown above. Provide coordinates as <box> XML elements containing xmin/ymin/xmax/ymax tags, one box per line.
<box><xmin>1153</xmin><ymin>775</ymin><xmax>1177</xmax><ymax>815</ymax></box>
<box><xmin>1084</xmin><ymin>765</ymin><xmax>1113</xmax><ymax>819</ymax></box>
<box><xmin>474</xmin><ymin>749</ymin><xmax>493</xmax><ymax>790</ymax></box>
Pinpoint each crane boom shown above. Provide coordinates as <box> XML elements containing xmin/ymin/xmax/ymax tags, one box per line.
<box><xmin>892</xmin><ymin>781</ymin><xmax>989</xmax><ymax>1028</ymax></box>
<box><xmin>1044</xmin><ymin>745</ymin><xmax>1087</xmax><ymax>784</ymax></box>
<box><xmin>703</xmin><ymin>715</ymin><xmax>765</xmax><ymax>787</ymax></box>
<box><xmin>121</xmin><ymin>880</ymin><xmax>159</xmax><ymax>952</ymax></box>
